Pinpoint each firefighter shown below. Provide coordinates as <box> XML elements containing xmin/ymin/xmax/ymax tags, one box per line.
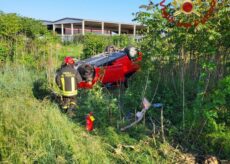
<box><xmin>55</xmin><ymin>56</ymin><xmax>82</xmax><ymax>112</ymax></box>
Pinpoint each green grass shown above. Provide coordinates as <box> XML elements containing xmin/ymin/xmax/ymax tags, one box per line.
<box><xmin>0</xmin><ymin>98</ymin><xmax>109</xmax><ymax>163</ymax></box>
<box><xmin>57</xmin><ymin>43</ymin><xmax>83</xmax><ymax>60</ymax></box>
<box><xmin>0</xmin><ymin>65</ymin><xmax>109</xmax><ymax>163</ymax></box>
<box><xmin>0</xmin><ymin>65</ymin><xmax>191</xmax><ymax>163</ymax></box>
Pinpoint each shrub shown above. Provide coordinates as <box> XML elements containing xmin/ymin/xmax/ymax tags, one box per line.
<box><xmin>0</xmin><ymin>40</ymin><xmax>9</xmax><ymax>62</ymax></box>
<box><xmin>112</xmin><ymin>34</ymin><xmax>136</xmax><ymax>48</ymax></box>
<box><xmin>83</xmin><ymin>34</ymin><xmax>110</xmax><ymax>58</ymax></box>
<box><xmin>82</xmin><ymin>33</ymin><xmax>136</xmax><ymax>58</ymax></box>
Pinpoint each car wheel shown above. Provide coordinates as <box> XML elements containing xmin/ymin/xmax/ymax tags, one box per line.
<box><xmin>124</xmin><ymin>46</ymin><xmax>138</xmax><ymax>60</ymax></box>
<box><xmin>105</xmin><ymin>45</ymin><xmax>116</xmax><ymax>53</ymax></box>
<box><xmin>77</xmin><ymin>64</ymin><xmax>95</xmax><ymax>82</ymax></box>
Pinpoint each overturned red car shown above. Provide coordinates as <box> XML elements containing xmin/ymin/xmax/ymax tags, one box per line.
<box><xmin>75</xmin><ymin>46</ymin><xmax>143</xmax><ymax>89</ymax></box>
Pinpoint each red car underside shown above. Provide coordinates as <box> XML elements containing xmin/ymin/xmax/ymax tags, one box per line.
<box><xmin>77</xmin><ymin>51</ymin><xmax>142</xmax><ymax>89</ymax></box>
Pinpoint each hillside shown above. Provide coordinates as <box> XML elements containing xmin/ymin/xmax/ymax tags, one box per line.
<box><xmin>0</xmin><ymin>65</ymin><xmax>201</xmax><ymax>163</ymax></box>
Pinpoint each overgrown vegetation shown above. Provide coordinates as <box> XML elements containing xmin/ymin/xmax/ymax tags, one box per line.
<box><xmin>132</xmin><ymin>0</ymin><xmax>230</xmax><ymax>159</ymax></box>
<box><xmin>80</xmin><ymin>33</ymin><xmax>135</xmax><ymax>58</ymax></box>
<box><xmin>0</xmin><ymin>1</ymin><xmax>230</xmax><ymax>162</ymax></box>
<box><xmin>0</xmin><ymin>66</ymin><xmax>109</xmax><ymax>163</ymax></box>
<box><xmin>0</xmin><ymin>62</ymin><xmax>194</xmax><ymax>163</ymax></box>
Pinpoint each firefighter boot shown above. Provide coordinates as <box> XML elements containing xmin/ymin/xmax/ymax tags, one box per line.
<box><xmin>61</xmin><ymin>97</ymin><xmax>70</xmax><ymax>113</ymax></box>
<box><xmin>67</xmin><ymin>101</ymin><xmax>77</xmax><ymax>118</ymax></box>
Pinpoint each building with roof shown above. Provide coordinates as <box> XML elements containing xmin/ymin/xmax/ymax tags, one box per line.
<box><xmin>43</xmin><ymin>17</ymin><xmax>144</xmax><ymax>41</ymax></box>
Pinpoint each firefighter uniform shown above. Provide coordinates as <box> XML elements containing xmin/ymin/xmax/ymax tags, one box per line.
<box><xmin>56</xmin><ymin>64</ymin><xmax>82</xmax><ymax>111</ymax></box>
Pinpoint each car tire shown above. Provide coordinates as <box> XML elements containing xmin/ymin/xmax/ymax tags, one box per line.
<box><xmin>124</xmin><ymin>46</ymin><xmax>138</xmax><ymax>60</ymax></box>
<box><xmin>105</xmin><ymin>45</ymin><xmax>116</xmax><ymax>53</ymax></box>
<box><xmin>77</xmin><ymin>64</ymin><xmax>95</xmax><ymax>82</ymax></box>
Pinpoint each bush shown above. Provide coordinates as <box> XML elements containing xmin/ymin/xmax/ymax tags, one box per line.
<box><xmin>82</xmin><ymin>33</ymin><xmax>136</xmax><ymax>58</ymax></box>
<box><xmin>0</xmin><ymin>12</ymin><xmax>58</xmax><ymax>64</ymax></box>
<box><xmin>112</xmin><ymin>35</ymin><xmax>136</xmax><ymax>48</ymax></box>
<box><xmin>0</xmin><ymin>40</ymin><xmax>10</xmax><ymax>62</ymax></box>
<box><xmin>83</xmin><ymin>34</ymin><xmax>110</xmax><ymax>58</ymax></box>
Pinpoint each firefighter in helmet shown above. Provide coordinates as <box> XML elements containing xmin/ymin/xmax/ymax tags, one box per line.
<box><xmin>55</xmin><ymin>56</ymin><xmax>82</xmax><ymax>112</ymax></box>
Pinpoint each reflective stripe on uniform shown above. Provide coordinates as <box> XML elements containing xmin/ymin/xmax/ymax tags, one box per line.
<box><xmin>61</xmin><ymin>90</ymin><xmax>78</xmax><ymax>97</ymax></box>
<box><xmin>61</xmin><ymin>76</ymin><xmax>65</xmax><ymax>91</ymax></box>
<box><xmin>62</xmin><ymin>105</ymin><xmax>68</xmax><ymax>109</ymax></box>
<box><xmin>71</xmin><ymin>77</ymin><xmax>75</xmax><ymax>92</ymax></box>
<box><xmin>70</xmin><ymin>101</ymin><xmax>76</xmax><ymax>105</ymax></box>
